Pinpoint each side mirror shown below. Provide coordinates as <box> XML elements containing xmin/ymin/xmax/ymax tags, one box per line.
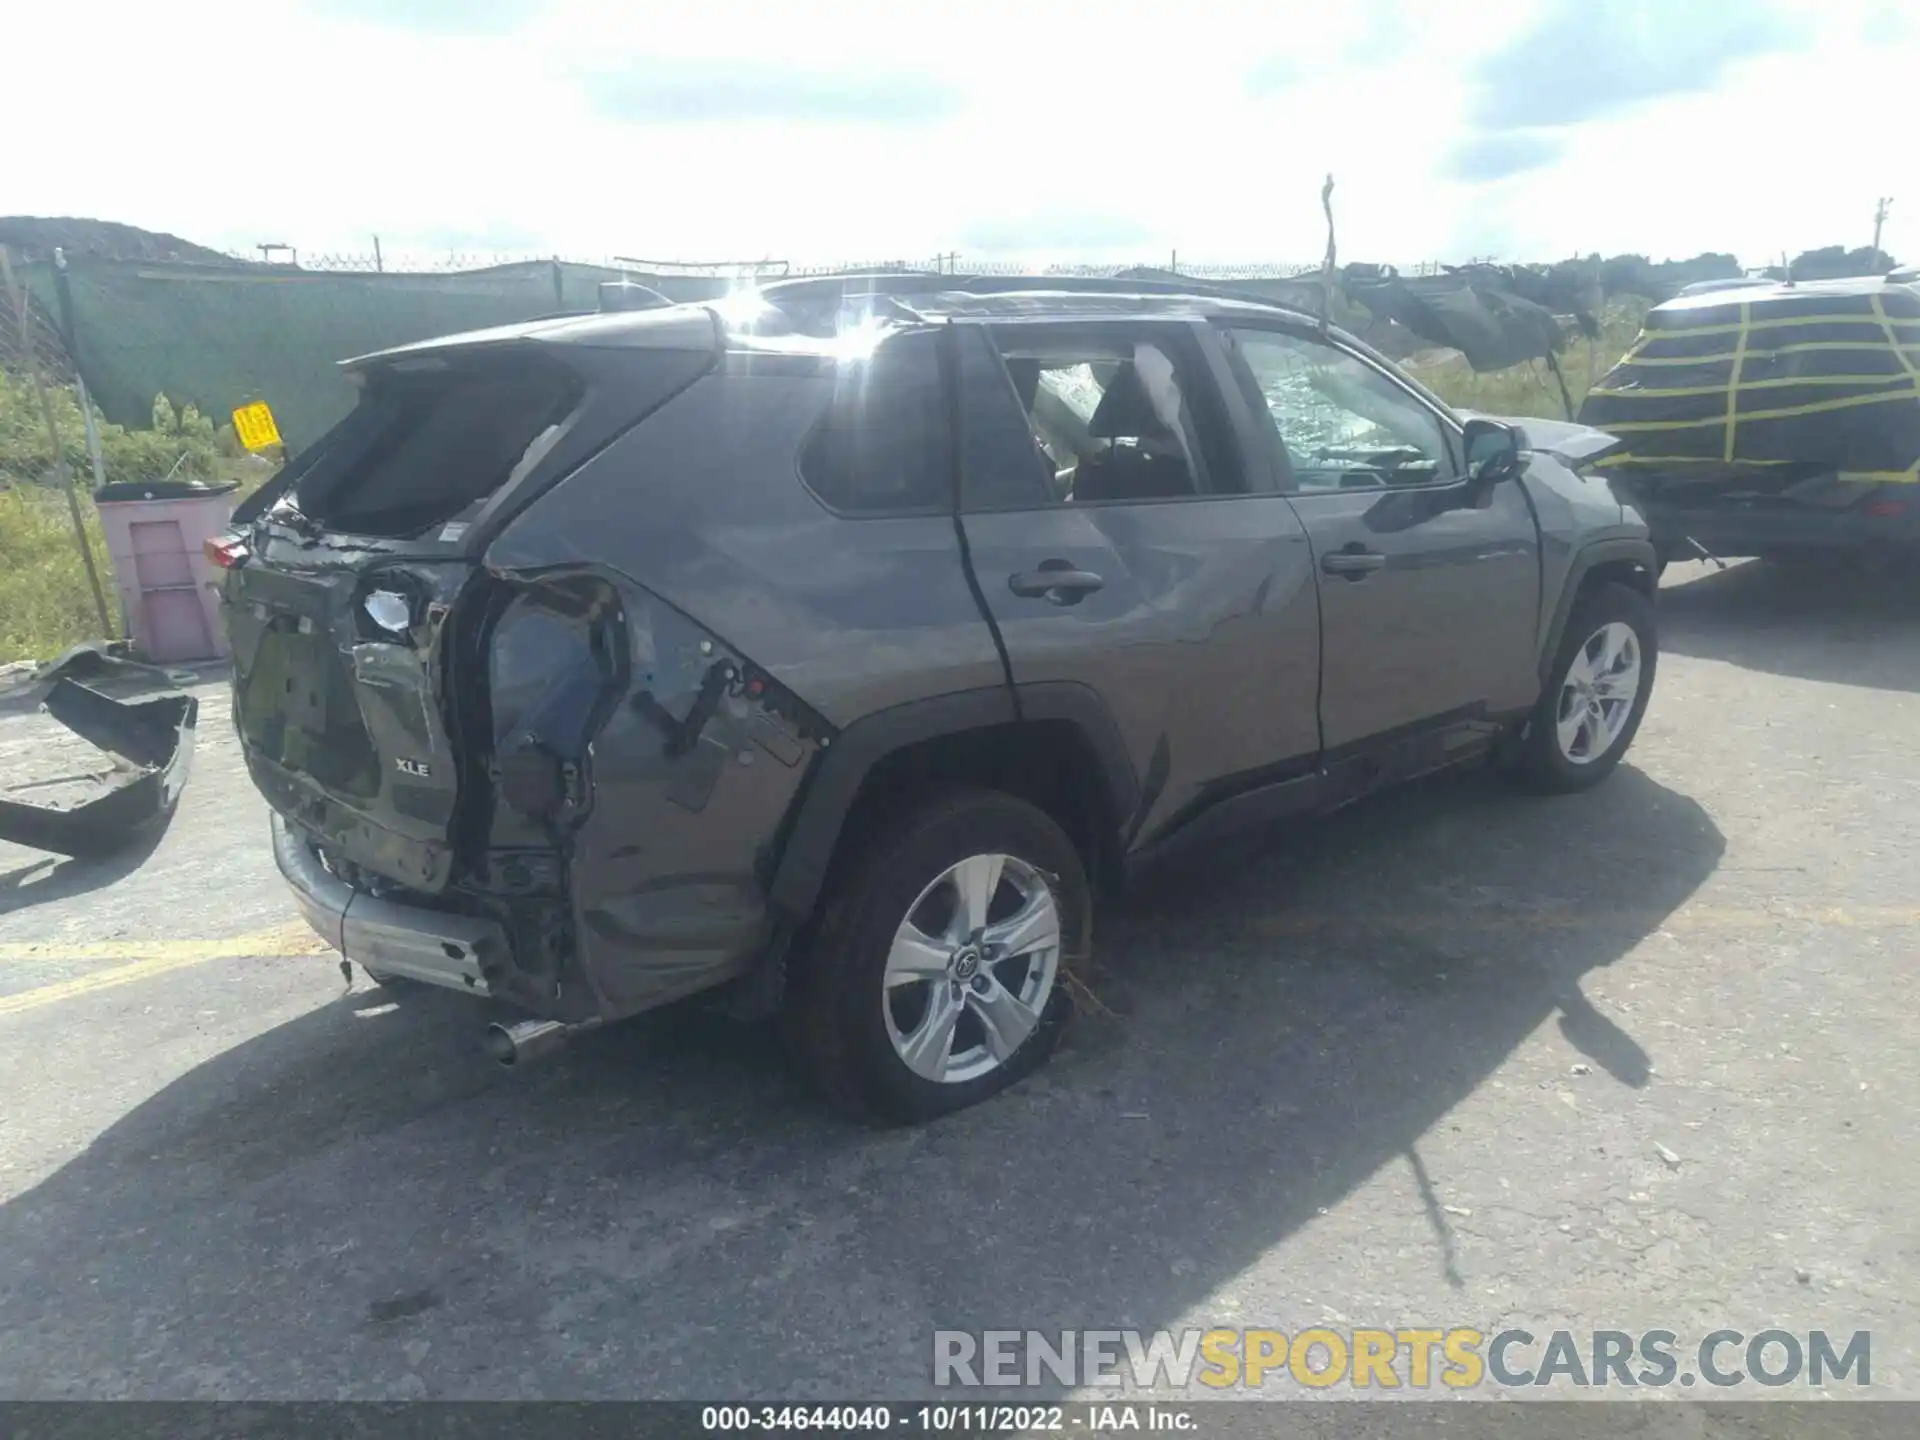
<box><xmin>1462</xmin><ymin>418</ymin><xmax>1523</xmax><ymax>487</ymax></box>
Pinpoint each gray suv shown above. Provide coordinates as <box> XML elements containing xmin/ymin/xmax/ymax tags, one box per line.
<box><xmin>216</xmin><ymin>275</ymin><xmax>1659</xmax><ymax>1122</ymax></box>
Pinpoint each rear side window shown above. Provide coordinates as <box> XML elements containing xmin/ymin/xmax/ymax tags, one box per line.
<box><xmin>286</xmin><ymin>353</ymin><xmax>582</xmax><ymax>540</ymax></box>
<box><xmin>798</xmin><ymin>333</ymin><xmax>951</xmax><ymax>515</ymax></box>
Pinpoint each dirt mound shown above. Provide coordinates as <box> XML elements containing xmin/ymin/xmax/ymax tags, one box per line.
<box><xmin>0</xmin><ymin>216</ymin><xmax>242</xmax><ymax>266</ymax></box>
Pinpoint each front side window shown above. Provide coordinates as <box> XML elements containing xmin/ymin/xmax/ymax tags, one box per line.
<box><xmin>1229</xmin><ymin>328</ymin><xmax>1458</xmax><ymax>491</ymax></box>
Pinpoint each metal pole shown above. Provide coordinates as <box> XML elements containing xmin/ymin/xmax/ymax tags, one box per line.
<box><xmin>1318</xmin><ymin>174</ymin><xmax>1338</xmax><ymax>336</ymax></box>
<box><xmin>373</xmin><ymin>234</ymin><xmax>384</xmax><ymax>272</ymax></box>
<box><xmin>0</xmin><ymin>246</ymin><xmax>113</xmax><ymax>639</ymax></box>
<box><xmin>49</xmin><ymin>249</ymin><xmax>108</xmax><ymax>492</ymax></box>
<box><xmin>77</xmin><ymin>377</ymin><xmax>108</xmax><ymax>492</ymax></box>
<box><xmin>1873</xmin><ymin>198</ymin><xmax>1892</xmax><ymax>258</ymax></box>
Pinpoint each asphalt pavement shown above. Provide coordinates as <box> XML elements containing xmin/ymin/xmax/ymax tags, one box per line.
<box><xmin>1</xmin><ymin>559</ymin><xmax>1917</xmax><ymax>1403</ymax></box>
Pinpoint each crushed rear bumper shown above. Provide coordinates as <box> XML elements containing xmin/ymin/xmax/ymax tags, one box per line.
<box><xmin>0</xmin><ymin>680</ymin><xmax>198</xmax><ymax>858</ymax></box>
<box><xmin>271</xmin><ymin>812</ymin><xmax>504</xmax><ymax>997</ymax></box>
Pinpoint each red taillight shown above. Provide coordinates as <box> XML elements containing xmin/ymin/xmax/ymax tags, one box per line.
<box><xmin>205</xmin><ymin>534</ymin><xmax>249</xmax><ymax>569</ymax></box>
<box><xmin>1863</xmin><ymin>497</ymin><xmax>1907</xmax><ymax>519</ymax></box>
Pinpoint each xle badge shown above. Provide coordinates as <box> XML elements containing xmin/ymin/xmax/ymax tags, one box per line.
<box><xmin>395</xmin><ymin>758</ymin><xmax>432</xmax><ymax>778</ymax></box>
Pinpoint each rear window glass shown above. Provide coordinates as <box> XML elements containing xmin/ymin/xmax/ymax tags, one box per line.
<box><xmin>286</xmin><ymin>353</ymin><xmax>582</xmax><ymax>539</ymax></box>
<box><xmin>798</xmin><ymin>333</ymin><xmax>950</xmax><ymax>515</ymax></box>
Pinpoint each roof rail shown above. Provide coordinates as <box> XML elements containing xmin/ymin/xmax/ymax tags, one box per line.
<box><xmin>754</xmin><ymin>270</ymin><xmax>1314</xmax><ymax>315</ymax></box>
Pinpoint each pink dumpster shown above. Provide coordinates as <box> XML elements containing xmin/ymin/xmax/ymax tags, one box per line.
<box><xmin>94</xmin><ymin>481</ymin><xmax>240</xmax><ymax>664</ymax></box>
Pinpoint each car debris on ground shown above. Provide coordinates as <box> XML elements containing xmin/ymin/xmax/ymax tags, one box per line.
<box><xmin>0</xmin><ymin>662</ymin><xmax>199</xmax><ymax>859</ymax></box>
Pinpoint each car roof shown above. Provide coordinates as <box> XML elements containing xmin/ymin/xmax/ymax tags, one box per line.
<box><xmin>340</xmin><ymin>272</ymin><xmax>1382</xmax><ymax>372</ymax></box>
<box><xmin>753</xmin><ymin>271</ymin><xmax>1327</xmax><ymax>326</ymax></box>
<box><xmin>1658</xmin><ymin>272</ymin><xmax>1920</xmax><ymax>314</ymax></box>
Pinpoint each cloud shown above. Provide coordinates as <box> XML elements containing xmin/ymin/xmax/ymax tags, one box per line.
<box><xmin>957</xmin><ymin>213</ymin><xmax>1159</xmax><ymax>256</ymax></box>
<box><xmin>1445</xmin><ymin>130</ymin><xmax>1563</xmax><ymax>183</ymax></box>
<box><xmin>1467</xmin><ymin>0</ymin><xmax>1801</xmax><ymax>129</ymax></box>
<box><xmin>1244</xmin><ymin>55</ymin><xmax>1303</xmax><ymax>96</ymax></box>
<box><xmin>406</xmin><ymin>222</ymin><xmax>548</xmax><ymax>253</ymax></box>
<box><xmin>1863</xmin><ymin>0</ymin><xmax>1915</xmax><ymax>43</ymax></box>
<box><xmin>1244</xmin><ymin>1</ymin><xmax>1415</xmax><ymax>94</ymax></box>
<box><xmin>582</xmin><ymin>62</ymin><xmax>961</xmax><ymax>126</ymax></box>
<box><xmin>305</xmin><ymin>0</ymin><xmax>539</xmax><ymax>34</ymax></box>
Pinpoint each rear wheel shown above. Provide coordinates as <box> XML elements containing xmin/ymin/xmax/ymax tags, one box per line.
<box><xmin>784</xmin><ymin>789</ymin><xmax>1087</xmax><ymax>1123</ymax></box>
<box><xmin>1511</xmin><ymin>582</ymin><xmax>1658</xmax><ymax>794</ymax></box>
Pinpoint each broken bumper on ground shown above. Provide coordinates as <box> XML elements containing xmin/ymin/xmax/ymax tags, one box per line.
<box><xmin>270</xmin><ymin>812</ymin><xmax>505</xmax><ymax>996</ymax></box>
<box><xmin>0</xmin><ymin>680</ymin><xmax>198</xmax><ymax>858</ymax></box>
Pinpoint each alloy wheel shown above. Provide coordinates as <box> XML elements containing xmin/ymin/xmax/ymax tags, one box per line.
<box><xmin>881</xmin><ymin>852</ymin><xmax>1062</xmax><ymax>1084</ymax></box>
<box><xmin>1555</xmin><ymin>621</ymin><xmax>1642</xmax><ymax>765</ymax></box>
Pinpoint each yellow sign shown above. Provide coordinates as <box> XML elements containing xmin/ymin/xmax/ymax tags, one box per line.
<box><xmin>231</xmin><ymin>401</ymin><xmax>283</xmax><ymax>453</ymax></box>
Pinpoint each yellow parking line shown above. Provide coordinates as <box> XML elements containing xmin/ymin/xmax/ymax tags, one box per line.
<box><xmin>0</xmin><ymin>924</ymin><xmax>331</xmax><ymax>1019</ymax></box>
<box><xmin>0</xmin><ymin>925</ymin><xmax>328</xmax><ymax>965</ymax></box>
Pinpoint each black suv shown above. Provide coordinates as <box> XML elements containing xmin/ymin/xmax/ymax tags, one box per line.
<box><xmin>218</xmin><ymin>275</ymin><xmax>1660</xmax><ymax>1121</ymax></box>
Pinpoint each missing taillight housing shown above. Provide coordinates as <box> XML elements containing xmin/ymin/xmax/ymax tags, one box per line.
<box><xmin>205</xmin><ymin>535</ymin><xmax>249</xmax><ymax>569</ymax></box>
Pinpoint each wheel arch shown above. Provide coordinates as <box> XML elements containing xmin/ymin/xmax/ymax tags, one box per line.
<box><xmin>1538</xmin><ymin>536</ymin><xmax>1660</xmax><ymax>685</ymax></box>
<box><xmin>766</xmin><ymin>683</ymin><xmax>1138</xmax><ymax>924</ymax></box>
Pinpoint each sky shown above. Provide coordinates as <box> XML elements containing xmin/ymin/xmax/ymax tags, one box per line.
<box><xmin>8</xmin><ymin>0</ymin><xmax>1915</xmax><ymax>270</ymax></box>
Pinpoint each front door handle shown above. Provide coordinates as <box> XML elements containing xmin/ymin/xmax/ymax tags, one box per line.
<box><xmin>1321</xmin><ymin>547</ymin><xmax>1386</xmax><ymax>579</ymax></box>
<box><xmin>1009</xmin><ymin>562</ymin><xmax>1105</xmax><ymax>604</ymax></box>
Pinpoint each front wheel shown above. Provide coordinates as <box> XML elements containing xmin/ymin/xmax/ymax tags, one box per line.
<box><xmin>1510</xmin><ymin>582</ymin><xmax>1658</xmax><ymax>794</ymax></box>
<box><xmin>783</xmin><ymin>789</ymin><xmax>1088</xmax><ymax>1123</ymax></box>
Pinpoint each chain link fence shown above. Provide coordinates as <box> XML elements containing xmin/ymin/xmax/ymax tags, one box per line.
<box><xmin>1</xmin><ymin>245</ymin><xmax>117</xmax><ymax>657</ymax></box>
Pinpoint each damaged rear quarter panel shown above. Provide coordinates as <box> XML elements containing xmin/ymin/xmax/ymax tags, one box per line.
<box><xmin>482</xmin><ymin>364</ymin><xmax>1005</xmax><ymax>1017</ymax></box>
<box><xmin>480</xmin><ymin>567</ymin><xmax>829</xmax><ymax>1015</ymax></box>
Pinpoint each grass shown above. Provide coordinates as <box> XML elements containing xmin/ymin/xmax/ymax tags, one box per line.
<box><xmin>1402</xmin><ymin>298</ymin><xmax>1650</xmax><ymax>421</ymax></box>
<box><xmin>0</xmin><ymin>484</ymin><xmax>118</xmax><ymax>666</ymax></box>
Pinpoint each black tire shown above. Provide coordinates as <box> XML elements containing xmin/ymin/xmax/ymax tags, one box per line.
<box><xmin>783</xmin><ymin>788</ymin><xmax>1088</xmax><ymax>1124</ymax></box>
<box><xmin>1511</xmin><ymin>581</ymin><xmax>1658</xmax><ymax>794</ymax></box>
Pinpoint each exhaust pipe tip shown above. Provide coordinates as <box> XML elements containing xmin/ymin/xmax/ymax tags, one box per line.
<box><xmin>485</xmin><ymin>1018</ymin><xmax>565</xmax><ymax>1067</ymax></box>
<box><xmin>482</xmin><ymin>1022</ymin><xmax>522</xmax><ymax>1066</ymax></box>
<box><xmin>484</xmin><ymin>1017</ymin><xmax>599</xmax><ymax>1068</ymax></box>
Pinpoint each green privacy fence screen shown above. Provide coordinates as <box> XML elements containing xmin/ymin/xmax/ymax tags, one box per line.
<box><xmin>14</xmin><ymin>258</ymin><xmax>732</xmax><ymax>451</ymax></box>
<box><xmin>10</xmin><ymin>255</ymin><xmax>1398</xmax><ymax>456</ymax></box>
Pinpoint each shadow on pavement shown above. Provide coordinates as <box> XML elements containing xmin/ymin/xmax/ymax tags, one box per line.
<box><xmin>1658</xmin><ymin>558</ymin><xmax>1920</xmax><ymax>691</ymax></box>
<box><xmin>0</xmin><ymin>828</ymin><xmax>168</xmax><ymax>918</ymax></box>
<box><xmin>0</xmin><ymin>764</ymin><xmax>1723</xmax><ymax>1399</ymax></box>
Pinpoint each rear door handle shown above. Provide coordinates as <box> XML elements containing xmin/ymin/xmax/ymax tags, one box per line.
<box><xmin>1321</xmin><ymin>549</ymin><xmax>1386</xmax><ymax>578</ymax></box>
<box><xmin>1009</xmin><ymin>564</ymin><xmax>1106</xmax><ymax>603</ymax></box>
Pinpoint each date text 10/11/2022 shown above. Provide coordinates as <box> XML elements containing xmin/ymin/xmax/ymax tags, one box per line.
<box><xmin>700</xmin><ymin>1405</ymin><xmax>1198</xmax><ymax>1431</ymax></box>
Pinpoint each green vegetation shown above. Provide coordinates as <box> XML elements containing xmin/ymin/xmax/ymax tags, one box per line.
<box><xmin>0</xmin><ymin>371</ymin><xmax>276</xmax><ymax>664</ymax></box>
<box><xmin>1402</xmin><ymin>298</ymin><xmax>1651</xmax><ymax>421</ymax></box>
<box><xmin>1</xmin><ymin>369</ymin><xmax>241</xmax><ymax>488</ymax></box>
<box><xmin>0</xmin><ymin>484</ymin><xmax>115</xmax><ymax>665</ymax></box>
